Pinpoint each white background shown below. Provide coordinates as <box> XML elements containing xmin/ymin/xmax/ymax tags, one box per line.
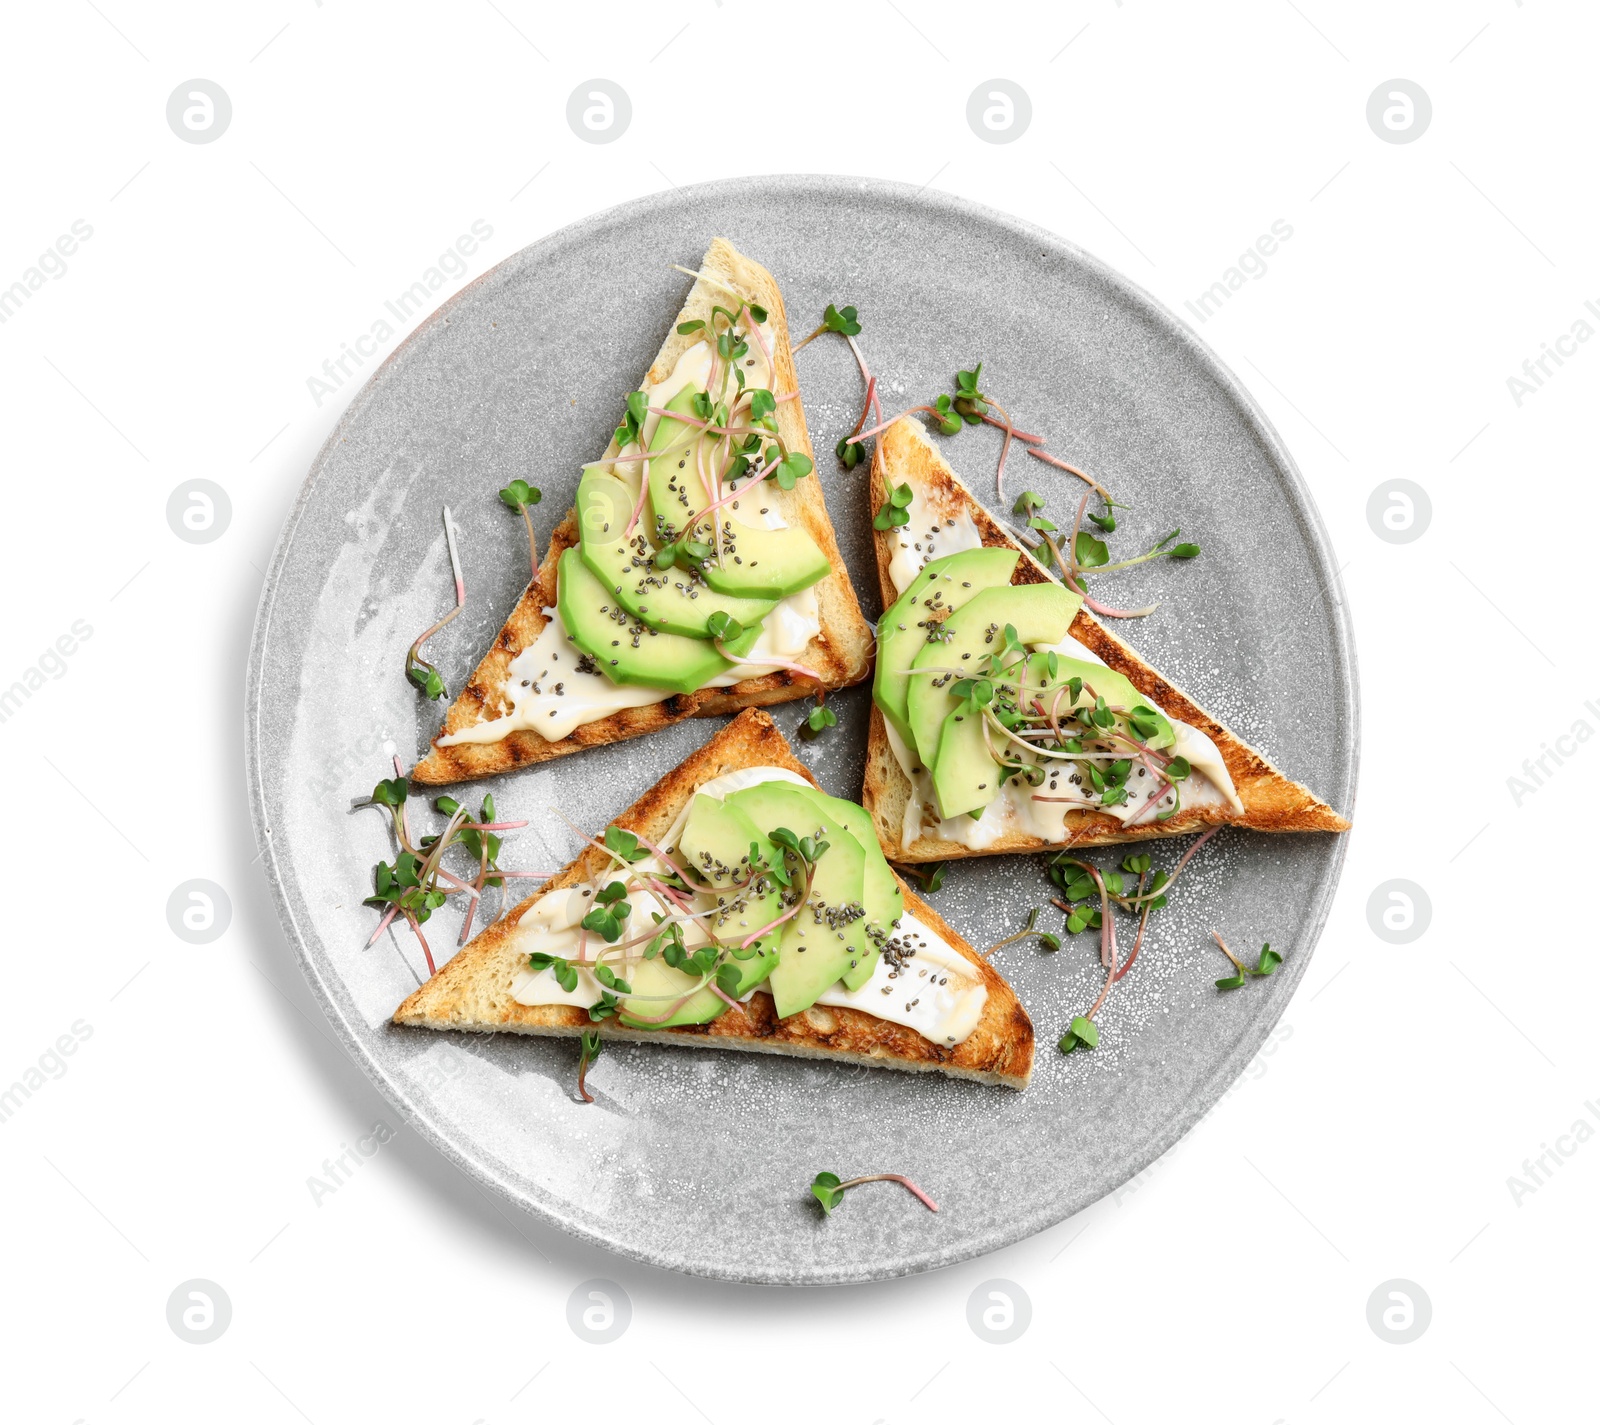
<box><xmin>3</xmin><ymin>2</ymin><xmax>1595</xmax><ymax>1421</ymax></box>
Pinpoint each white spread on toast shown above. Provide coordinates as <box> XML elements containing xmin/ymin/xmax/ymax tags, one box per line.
<box><xmin>704</xmin><ymin>583</ymin><xmax>819</xmax><ymax>687</ymax></box>
<box><xmin>439</xmin><ymin>328</ymin><xmax>823</xmax><ymax>749</ymax></box>
<box><xmin>507</xmin><ymin>765</ymin><xmax>988</xmax><ymax>1046</ymax></box>
<box><xmin>883</xmin><ymin>498</ymin><xmax>1243</xmax><ymax>846</ymax></box>
<box><xmin>439</xmin><ymin>586</ymin><xmax>821</xmax><ymax>746</ymax></box>
<box><xmin>886</xmin><ymin>479</ymin><xmax>984</xmax><ymax>593</ymax></box>
<box><xmin>812</xmin><ymin>913</ymin><xmax>986</xmax><ymax>1047</ymax></box>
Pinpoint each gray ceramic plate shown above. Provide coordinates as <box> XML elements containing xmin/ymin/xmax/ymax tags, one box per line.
<box><xmin>246</xmin><ymin>175</ymin><xmax>1357</xmax><ymax>1285</ymax></box>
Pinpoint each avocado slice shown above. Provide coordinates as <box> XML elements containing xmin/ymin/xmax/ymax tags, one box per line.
<box><xmin>785</xmin><ymin>787</ymin><xmax>901</xmax><ymax>990</ymax></box>
<box><xmin>1025</xmin><ymin>652</ymin><xmax>1176</xmax><ymax>750</ymax></box>
<box><xmin>930</xmin><ymin>699</ymin><xmax>1005</xmax><ymax>820</ymax></box>
<box><xmin>724</xmin><ymin>782</ymin><xmax>865</xmax><ymax>1019</ymax></box>
<box><xmin>618</xmin><ymin>954</ymin><xmax>726</xmax><ymax>1029</ymax></box>
<box><xmin>646</xmin><ymin>384</ymin><xmax>832</xmax><ymax>600</ymax></box>
<box><xmin>905</xmin><ymin>582</ymin><xmax>1081</xmax><ymax>769</ymax></box>
<box><xmin>576</xmin><ymin>470</ymin><xmax>776</xmax><ymax>637</ymax></box>
<box><xmin>873</xmin><ymin>548</ymin><xmax>1020</xmax><ymax>753</ymax></box>
<box><xmin>645</xmin><ymin>384</ymin><xmax>712</xmax><ymax>539</ymax></box>
<box><xmin>676</xmin><ymin>793</ymin><xmax>782</xmax><ymax>991</ymax></box>
<box><xmin>698</xmin><ymin>514</ymin><xmax>834</xmax><ymax>602</ymax></box>
<box><xmin>557</xmin><ymin>547</ymin><xmax>761</xmax><ymax>694</ymax></box>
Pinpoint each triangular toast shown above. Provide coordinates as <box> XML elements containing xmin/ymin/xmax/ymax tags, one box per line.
<box><xmin>863</xmin><ymin>417</ymin><xmax>1350</xmax><ymax>862</ymax></box>
<box><xmin>412</xmin><ymin>239</ymin><xmax>872</xmax><ymax>785</ymax></box>
<box><xmin>395</xmin><ymin>708</ymin><xmax>1035</xmax><ymax>1088</ymax></box>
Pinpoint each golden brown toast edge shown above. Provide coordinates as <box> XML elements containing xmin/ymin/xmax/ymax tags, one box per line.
<box><xmin>395</xmin><ymin>707</ymin><xmax>1035</xmax><ymax>1088</ymax></box>
<box><xmin>862</xmin><ymin>417</ymin><xmax>1350</xmax><ymax>863</ymax></box>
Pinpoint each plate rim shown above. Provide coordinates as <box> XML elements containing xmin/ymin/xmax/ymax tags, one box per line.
<box><xmin>245</xmin><ymin>172</ymin><xmax>1361</xmax><ymax>1285</ymax></box>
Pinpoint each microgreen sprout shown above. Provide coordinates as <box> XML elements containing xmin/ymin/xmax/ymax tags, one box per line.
<box><xmin>581</xmin><ymin>881</ymin><xmax>632</xmax><ymax>942</ymax></box>
<box><xmin>952</xmin><ymin>364</ymin><xmax>987</xmax><ymax>423</ymax></box>
<box><xmin>791</xmin><ymin>301</ymin><xmax>883</xmax><ymax>468</ymax></box>
<box><xmin>865</xmin><ymin>363</ymin><xmax>1208</xmax><ymax>611</ymax></box>
<box><xmin>603</xmin><ymin>825</ymin><xmax>650</xmax><ymax>863</ymax></box>
<box><xmin>873</xmin><ymin>481</ymin><xmax>914</xmax><ymax>530</ymax></box>
<box><xmin>576</xmin><ymin>1027</ymin><xmax>602</xmax><ymax>1103</ymax></box>
<box><xmin>1044</xmin><ymin>829</ymin><xmax>1226</xmax><ymax>1054</ymax></box>
<box><xmin>768</xmin><ymin>450</ymin><xmax>815</xmax><ymax>490</ymax></box>
<box><xmin>793</xmin><ymin>302</ymin><xmax>862</xmax><ymax>351</ymax></box>
<box><xmin>497</xmin><ymin>479</ymin><xmax>543</xmax><ymax>583</ymax></box>
<box><xmin>896</xmin><ymin>861</ymin><xmax>948</xmax><ymax>894</ymax></box>
<box><xmin>810</xmin><ymin>1170</ymin><xmax>938</xmax><ymax>1216</ymax></box>
<box><xmin>362</xmin><ymin>762</ymin><xmax>544</xmax><ymax>973</ymax></box>
<box><xmin>1057</xmin><ymin>1016</ymin><xmax>1099</xmax><ymax>1054</ymax></box>
<box><xmin>982</xmin><ymin>906</ymin><xmax>1059</xmax><ymax>958</ymax></box>
<box><xmin>405</xmin><ymin>506</ymin><xmax>467</xmax><ymax>702</ymax></box>
<box><xmin>801</xmin><ymin>703</ymin><xmax>838</xmax><ymax>740</ymax></box>
<box><xmin>1211</xmin><ymin>931</ymin><xmax>1281</xmax><ymax>989</ymax></box>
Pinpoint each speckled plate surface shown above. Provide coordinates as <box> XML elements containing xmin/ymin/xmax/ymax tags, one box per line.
<box><xmin>246</xmin><ymin>175</ymin><xmax>1358</xmax><ymax>1285</ymax></box>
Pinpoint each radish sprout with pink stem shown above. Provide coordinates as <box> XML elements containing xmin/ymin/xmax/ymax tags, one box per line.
<box><xmin>405</xmin><ymin>507</ymin><xmax>467</xmax><ymax>701</ymax></box>
<box><xmin>361</xmin><ymin>772</ymin><xmax>548</xmax><ymax>973</ymax></box>
<box><xmin>810</xmin><ymin>1170</ymin><xmax>939</xmax><ymax>1215</ymax></box>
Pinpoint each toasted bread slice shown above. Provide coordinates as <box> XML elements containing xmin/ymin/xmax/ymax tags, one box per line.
<box><xmin>395</xmin><ymin>709</ymin><xmax>1035</xmax><ymax>1088</ymax></box>
<box><xmin>863</xmin><ymin>417</ymin><xmax>1350</xmax><ymax>862</ymax></box>
<box><xmin>412</xmin><ymin>239</ymin><xmax>872</xmax><ymax>786</ymax></box>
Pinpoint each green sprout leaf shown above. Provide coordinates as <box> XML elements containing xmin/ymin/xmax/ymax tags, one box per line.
<box><xmin>951</xmin><ymin>677</ymin><xmax>995</xmax><ymax>707</ymax></box>
<box><xmin>900</xmin><ymin>861</ymin><xmax>948</xmax><ymax>893</ymax></box>
<box><xmin>873</xmin><ymin>492</ymin><xmax>911</xmax><ymax>530</ymax></box>
<box><xmin>406</xmin><ymin>664</ymin><xmax>446</xmax><ymax>700</ymax></box>
<box><xmin>1254</xmin><ymin>943</ymin><xmax>1282</xmax><ymax>977</ymax></box>
<box><xmin>1168</xmin><ymin>542</ymin><xmax>1201</xmax><ymax>559</ymax></box>
<box><xmin>769</xmin><ymin>451</ymin><xmax>814</xmax><ymax>490</ymax></box>
<box><xmin>1075</xmin><ymin>530</ymin><xmax>1110</xmax><ymax>569</ymax></box>
<box><xmin>371</xmin><ymin>777</ymin><xmax>409</xmax><ymax>808</ymax></box>
<box><xmin>1058</xmin><ymin>1015</ymin><xmax>1100</xmax><ymax>1054</ymax></box>
<box><xmin>801</xmin><ymin>705</ymin><xmax>838</xmax><ymax>741</ymax></box>
<box><xmin>603</xmin><ymin>825</ymin><xmax>649</xmax><ymax>864</ymax></box>
<box><xmin>931</xmin><ymin>392</ymin><xmax>963</xmax><ymax>436</ymax></box>
<box><xmin>811</xmin><ymin>1170</ymin><xmax>845</xmax><ymax>1214</ymax></box>
<box><xmin>706</xmin><ymin>611</ymin><xmax>744</xmax><ymax>643</ymax></box>
<box><xmin>498</xmin><ymin>478</ymin><xmax>541</xmax><ymax>512</ymax></box>
<box><xmin>823</xmin><ymin>303</ymin><xmax>861</xmax><ymax>336</ymax></box>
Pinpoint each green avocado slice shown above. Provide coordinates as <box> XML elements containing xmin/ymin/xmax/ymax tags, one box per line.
<box><xmin>723</xmin><ymin>782</ymin><xmax>865</xmax><ymax>1018</ymax></box>
<box><xmin>784</xmin><ymin>786</ymin><xmax>902</xmax><ymax>990</ymax></box>
<box><xmin>576</xmin><ymin>470</ymin><xmax>775</xmax><ymax>637</ymax></box>
<box><xmin>676</xmin><ymin>793</ymin><xmax>783</xmax><ymax>988</ymax></box>
<box><xmin>1023</xmin><ymin>652</ymin><xmax>1175</xmax><ymax>750</ymax></box>
<box><xmin>615</xmin><ymin>795</ymin><xmax>782</xmax><ymax>1029</ymax></box>
<box><xmin>905</xmin><ymin>582</ymin><xmax>1081</xmax><ymax>771</ymax></box>
<box><xmin>873</xmin><ymin>548</ymin><xmax>1021</xmax><ymax>754</ymax></box>
<box><xmin>646</xmin><ymin>385</ymin><xmax>832</xmax><ymax>600</ymax></box>
<box><xmin>557</xmin><ymin>548</ymin><xmax>761</xmax><ymax>695</ymax></box>
<box><xmin>617</xmin><ymin>955</ymin><xmax>724</xmax><ymax>1030</ymax></box>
